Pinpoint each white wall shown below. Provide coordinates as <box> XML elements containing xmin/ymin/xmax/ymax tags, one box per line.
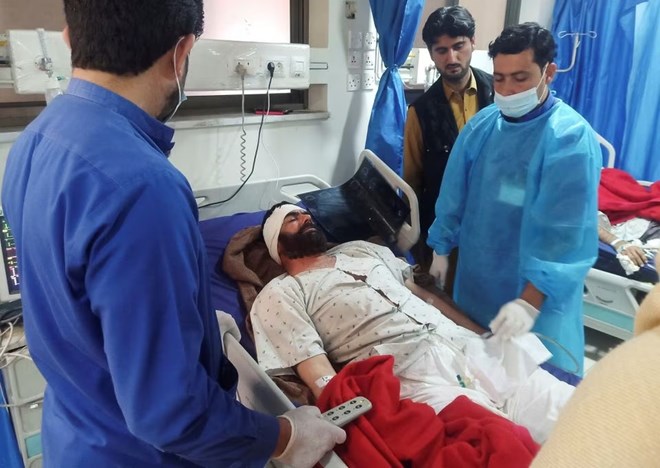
<box><xmin>0</xmin><ymin>0</ymin><xmax>379</xmax><ymax>210</ymax></box>
<box><xmin>460</xmin><ymin>0</ymin><xmax>508</xmax><ymax>48</ymax></box>
<box><xmin>519</xmin><ymin>0</ymin><xmax>556</xmax><ymax>28</ymax></box>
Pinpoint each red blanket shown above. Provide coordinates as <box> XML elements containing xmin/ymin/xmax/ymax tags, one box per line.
<box><xmin>317</xmin><ymin>355</ymin><xmax>539</xmax><ymax>468</ymax></box>
<box><xmin>599</xmin><ymin>168</ymin><xmax>660</xmax><ymax>224</ymax></box>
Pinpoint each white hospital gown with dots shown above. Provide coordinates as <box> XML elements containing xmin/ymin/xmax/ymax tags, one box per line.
<box><xmin>250</xmin><ymin>241</ymin><xmax>495</xmax><ymax>408</ymax></box>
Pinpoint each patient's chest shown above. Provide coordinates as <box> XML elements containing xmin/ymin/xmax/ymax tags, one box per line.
<box><xmin>297</xmin><ymin>254</ymin><xmax>447</xmax><ymax>363</ymax></box>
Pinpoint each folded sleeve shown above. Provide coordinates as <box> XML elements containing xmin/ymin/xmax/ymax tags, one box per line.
<box><xmin>250</xmin><ymin>278</ymin><xmax>326</xmax><ymax>374</ymax></box>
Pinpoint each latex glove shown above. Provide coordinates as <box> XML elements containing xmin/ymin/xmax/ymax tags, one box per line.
<box><xmin>489</xmin><ymin>299</ymin><xmax>539</xmax><ymax>340</ymax></box>
<box><xmin>429</xmin><ymin>252</ymin><xmax>449</xmax><ymax>289</ymax></box>
<box><xmin>215</xmin><ymin>310</ymin><xmax>241</xmax><ymax>341</ymax></box>
<box><xmin>274</xmin><ymin>405</ymin><xmax>346</xmax><ymax>468</ymax></box>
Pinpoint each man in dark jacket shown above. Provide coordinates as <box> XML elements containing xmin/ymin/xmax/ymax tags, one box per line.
<box><xmin>404</xmin><ymin>6</ymin><xmax>493</xmax><ymax>287</ymax></box>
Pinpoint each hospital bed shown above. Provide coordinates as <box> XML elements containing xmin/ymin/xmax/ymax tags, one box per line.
<box><xmin>197</xmin><ymin>150</ymin><xmax>418</xmax><ymax>467</ymax></box>
<box><xmin>582</xmin><ymin>137</ymin><xmax>657</xmax><ymax>340</ymax></box>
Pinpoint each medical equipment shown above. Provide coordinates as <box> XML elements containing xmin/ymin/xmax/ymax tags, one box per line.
<box><xmin>0</xmin><ymin>322</ymin><xmax>45</xmax><ymax>468</ymax></box>
<box><xmin>321</xmin><ymin>397</ymin><xmax>373</xmax><ymax>427</ymax></box>
<box><xmin>555</xmin><ymin>31</ymin><xmax>597</xmax><ymax>73</ymax></box>
<box><xmin>0</xmin><ymin>209</ymin><xmax>20</xmax><ymax>305</ymax></box>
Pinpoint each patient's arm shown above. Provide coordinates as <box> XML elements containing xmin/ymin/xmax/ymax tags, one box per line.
<box><xmin>405</xmin><ymin>278</ymin><xmax>487</xmax><ymax>335</ymax></box>
<box><xmin>295</xmin><ymin>354</ymin><xmax>338</xmax><ymax>400</ymax></box>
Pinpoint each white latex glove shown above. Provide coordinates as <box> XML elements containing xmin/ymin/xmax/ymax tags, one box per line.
<box><xmin>429</xmin><ymin>252</ymin><xmax>449</xmax><ymax>289</ymax></box>
<box><xmin>215</xmin><ymin>310</ymin><xmax>241</xmax><ymax>341</ymax></box>
<box><xmin>274</xmin><ymin>405</ymin><xmax>346</xmax><ymax>468</ymax></box>
<box><xmin>489</xmin><ymin>299</ymin><xmax>539</xmax><ymax>340</ymax></box>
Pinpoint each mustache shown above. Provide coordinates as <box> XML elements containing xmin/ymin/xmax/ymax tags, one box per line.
<box><xmin>300</xmin><ymin>220</ymin><xmax>319</xmax><ymax>232</ymax></box>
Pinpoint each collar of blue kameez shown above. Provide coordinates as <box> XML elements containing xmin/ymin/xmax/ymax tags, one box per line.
<box><xmin>65</xmin><ymin>78</ymin><xmax>176</xmax><ymax>155</ymax></box>
<box><xmin>501</xmin><ymin>93</ymin><xmax>558</xmax><ymax>124</ymax></box>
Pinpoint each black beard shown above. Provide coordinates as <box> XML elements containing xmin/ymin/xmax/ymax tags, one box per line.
<box><xmin>156</xmin><ymin>87</ymin><xmax>181</xmax><ymax>122</ymax></box>
<box><xmin>157</xmin><ymin>56</ymin><xmax>189</xmax><ymax>122</ymax></box>
<box><xmin>279</xmin><ymin>224</ymin><xmax>328</xmax><ymax>260</ymax></box>
<box><xmin>441</xmin><ymin>64</ymin><xmax>470</xmax><ymax>84</ymax></box>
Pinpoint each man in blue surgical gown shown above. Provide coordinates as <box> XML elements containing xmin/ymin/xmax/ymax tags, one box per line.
<box><xmin>427</xmin><ymin>23</ymin><xmax>601</xmax><ymax>375</ymax></box>
<box><xmin>1</xmin><ymin>1</ymin><xmax>344</xmax><ymax>466</ymax></box>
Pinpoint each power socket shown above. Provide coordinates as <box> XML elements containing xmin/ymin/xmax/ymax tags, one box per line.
<box><xmin>362</xmin><ymin>72</ymin><xmax>375</xmax><ymax>90</ymax></box>
<box><xmin>346</xmin><ymin>73</ymin><xmax>361</xmax><ymax>91</ymax></box>
<box><xmin>262</xmin><ymin>57</ymin><xmax>287</xmax><ymax>77</ymax></box>
<box><xmin>348</xmin><ymin>51</ymin><xmax>360</xmax><ymax>69</ymax></box>
<box><xmin>234</xmin><ymin>58</ymin><xmax>256</xmax><ymax>76</ymax></box>
<box><xmin>364</xmin><ymin>32</ymin><xmax>377</xmax><ymax>50</ymax></box>
<box><xmin>363</xmin><ymin>50</ymin><xmax>376</xmax><ymax>70</ymax></box>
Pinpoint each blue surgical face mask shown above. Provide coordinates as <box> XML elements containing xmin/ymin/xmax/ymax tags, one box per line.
<box><xmin>494</xmin><ymin>65</ymin><xmax>548</xmax><ymax>118</ymax></box>
<box><xmin>158</xmin><ymin>38</ymin><xmax>188</xmax><ymax>123</ymax></box>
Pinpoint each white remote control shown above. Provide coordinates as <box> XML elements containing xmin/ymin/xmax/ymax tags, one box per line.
<box><xmin>321</xmin><ymin>396</ymin><xmax>373</xmax><ymax>427</ymax></box>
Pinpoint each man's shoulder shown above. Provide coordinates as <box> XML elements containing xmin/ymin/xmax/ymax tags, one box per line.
<box><xmin>412</xmin><ymin>79</ymin><xmax>447</xmax><ymax>108</ymax></box>
<box><xmin>330</xmin><ymin>240</ymin><xmax>384</xmax><ymax>257</ymax></box>
<box><xmin>464</xmin><ymin>103</ymin><xmax>499</xmax><ymax>130</ymax></box>
<box><xmin>472</xmin><ymin>67</ymin><xmax>493</xmax><ymax>83</ymax></box>
<box><xmin>547</xmin><ymin>100</ymin><xmax>596</xmax><ymax>137</ymax></box>
<box><xmin>257</xmin><ymin>273</ymin><xmax>299</xmax><ymax>296</ymax></box>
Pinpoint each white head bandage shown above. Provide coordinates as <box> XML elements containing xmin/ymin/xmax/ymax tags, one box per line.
<box><xmin>263</xmin><ymin>204</ymin><xmax>303</xmax><ymax>264</ymax></box>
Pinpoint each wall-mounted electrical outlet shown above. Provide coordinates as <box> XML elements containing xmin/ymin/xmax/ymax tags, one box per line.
<box><xmin>364</xmin><ymin>32</ymin><xmax>377</xmax><ymax>50</ymax></box>
<box><xmin>234</xmin><ymin>58</ymin><xmax>257</xmax><ymax>76</ymax></box>
<box><xmin>347</xmin><ymin>73</ymin><xmax>361</xmax><ymax>91</ymax></box>
<box><xmin>262</xmin><ymin>57</ymin><xmax>287</xmax><ymax>78</ymax></box>
<box><xmin>362</xmin><ymin>72</ymin><xmax>375</xmax><ymax>90</ymax></box>
<box><xmin>348</xmin><ymin>51</ymin><xmax>360</xmax><ymax>69</ymax></box>
<box><xmin>348</xmin><ymin>30</ymin><xmax>363</xmax><ymax>50</ymax></box>
<box><xmin>363</xmin><ymin>50</ymin><xmax>376</xmax><ymax>70</ymax></box>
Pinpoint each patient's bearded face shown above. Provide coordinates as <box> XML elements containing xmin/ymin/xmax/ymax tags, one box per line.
<box><xmin>278</xmin><ymin>220</ymin><xmax>328</xmax><ymax>259</ymax></box>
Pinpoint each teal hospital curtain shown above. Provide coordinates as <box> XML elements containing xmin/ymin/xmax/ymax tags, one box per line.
<box><xmin>365</xmin><ymin>0</ymin><xmax>425</xmax><ymax>175</ymax></box>
<box><xmin>552</xmin><ymin>0</ymin><xmax>659</xmax><ymax>180</ymax></box>
<box><xmin>620</xmin><ymin>0</ymin><xmax>660</xmax><ymax>181</ymax></box>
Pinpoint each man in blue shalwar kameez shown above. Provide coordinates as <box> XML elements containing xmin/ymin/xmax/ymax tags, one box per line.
<box><xmin>428</xmin><ymin>23</ymin><xmax>601</xmax><ymax>375</ymax></box>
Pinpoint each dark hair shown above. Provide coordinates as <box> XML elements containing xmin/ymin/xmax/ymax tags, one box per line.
<box><xmin>261</xmin><ymin>201</ymin><xmax>292</xmax><ymax>235</ymax></box>
<box><xmin>488</xmin><ymin>22</ymin><xmax>556</xmax><ymax>69</ymax></box>
<box><xmin>422</xmin><ymin>6</ymin><xmax>476</xmax><ymax>49</ymax></box>
<box><xmin>64</xmin><ymin>0</ymin><xmax>204</xmax><ymax>76</ymax></box>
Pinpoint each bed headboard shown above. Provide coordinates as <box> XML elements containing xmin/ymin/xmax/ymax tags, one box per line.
<box><xmin>194</xmin><ymin>150</ymin><xmax>420</xmax><ymax>253</ymax></box>
<box><xmin>195</xmin><ymin>174</ymin><xmax>331</xmax><ymax>221</ymax></box>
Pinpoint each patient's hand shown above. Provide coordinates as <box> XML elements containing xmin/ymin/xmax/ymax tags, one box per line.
<box><xmin>621</xmin><ymin>244</ymin><xmax>647</xmax><ymax>267</ymax></box>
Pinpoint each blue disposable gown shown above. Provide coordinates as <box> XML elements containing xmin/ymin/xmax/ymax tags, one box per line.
<box><xmin>427</xmin><ymin>101</ymin><xmax>601</xmax><ymax>375</ymax></box>
<box><xmin>1</xmin><ymin>79</ymin><xmax>279</xmax><ymax>467</ymax></box>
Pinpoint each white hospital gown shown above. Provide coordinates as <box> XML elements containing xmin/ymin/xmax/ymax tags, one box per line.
<box><xmin>250</xmin><ymin>241</ymin><xmax>573</xmax><ymax>442</ymax></box>
<box><xmin>251</xmin><ymin>241</ymin><xmax>474</xmax><ymax>373</ymax></box>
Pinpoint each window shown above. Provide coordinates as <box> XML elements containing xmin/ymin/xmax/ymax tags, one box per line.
<box><xmin>202</xmin><ymin>0</ymin><xmax>291</xmax><ymax>43</ymax></box>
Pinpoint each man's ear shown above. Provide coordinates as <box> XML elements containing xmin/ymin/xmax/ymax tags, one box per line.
<box><xmin>174</xmin><ymin>34</ymin><xmax>195</xmax><ymax>78</ymax></box>
<box><xmin>62</xmin><ymin>26</ymin><xmax>71</xmax><ymax>49</ymax></box>
<box><xmin>545</xmin><ymin>62</ymin><xmax>558</xmax><ymax>84</ymax></box>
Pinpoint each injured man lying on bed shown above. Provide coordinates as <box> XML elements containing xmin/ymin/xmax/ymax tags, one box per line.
<box><xmin>250</xmin><ymin>203</ymin><xmax>574</xmax><ymax>444</ymax></box>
